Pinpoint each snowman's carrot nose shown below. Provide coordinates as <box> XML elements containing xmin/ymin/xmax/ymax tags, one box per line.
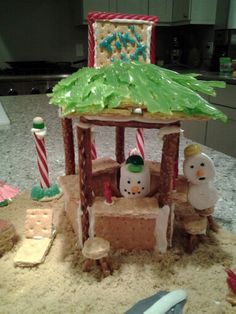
<box><xmin>131</xmin><ymin>185</ymin><xmax>139</xmax><ymax>193</ymax></box>
<box><xmin>196</xmin><ymin>169</ymin><xmax>205</xmax><ymax>177</ymax></box>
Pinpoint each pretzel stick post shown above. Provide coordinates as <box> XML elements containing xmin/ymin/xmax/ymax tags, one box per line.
<box><xmin>91</xmin><ymin>128</ymin><xmax>97</xmax><ymax>160</ymax></box>
<box><xmin>31</xmin><ymin>117</ymin><xmax>50</xmax><ymax>189</ymax></box>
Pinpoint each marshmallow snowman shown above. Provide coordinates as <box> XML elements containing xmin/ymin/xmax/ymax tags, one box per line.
<box><xmin>120</xmin><ymin>155</ymin><xmax>150</xmax><ymax>198</ymax></box>
<box><xmin>183</xmin><ymin>144</ymin><xmax>218</xmax><ymax>210</ymax></box>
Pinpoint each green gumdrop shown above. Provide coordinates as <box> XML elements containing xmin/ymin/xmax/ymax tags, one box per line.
<box><xmin>31</xmin><ymin>186</ymin><xmax>44</xmax><ymax>200</ymax></box>
<box><xmin>0</xmin><ymin>199</ymin><xmax>9</xmax><ymax>207</ymax></box>
<box><xmin>45</xmin><ymin>184</ymin><xmax>60</xmax><ymax>197</ymax></box>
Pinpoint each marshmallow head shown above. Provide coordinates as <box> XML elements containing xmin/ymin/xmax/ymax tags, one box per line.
<box><xmin>120</xmin><ymin>164</ymin><xmax>150</xmax><ymax>198</ymax></box>
<box><xmin>183</xmin><ymin>153</ymin><xmax>216</xmax><ymax>185</ymax></box>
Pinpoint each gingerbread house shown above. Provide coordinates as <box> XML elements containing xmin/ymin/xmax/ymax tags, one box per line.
<box><xmin>49</xmin><ymin>12</ymin><xmax>227</xmax><ymax>254</ymax></box>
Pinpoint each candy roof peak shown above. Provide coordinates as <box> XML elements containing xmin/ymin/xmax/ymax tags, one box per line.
<box><xmin>49</xmin><ymin>61</ymin><xmax>227</xmax><ymax>122</ymax></box>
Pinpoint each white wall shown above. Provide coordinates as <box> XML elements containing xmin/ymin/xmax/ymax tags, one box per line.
<box><xmin>0</xmin><ymin>0</ymin><xmax>88</xmax><ymax>62</ymax></box>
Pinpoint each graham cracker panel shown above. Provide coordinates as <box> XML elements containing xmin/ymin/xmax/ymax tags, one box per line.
<box><xmin>93</xmin><ymin>21</ymin><xmax>152</xmax><ymax>67</ymax></box>
<box><xmin>94</xmin><ymin>216</ymin><xmax>156</xmax><ymax>250</ymax></box>
<box><xmin>24</xmin><ymin>209</ymin><xmax>53</xmax><ymax>239</ymax></box>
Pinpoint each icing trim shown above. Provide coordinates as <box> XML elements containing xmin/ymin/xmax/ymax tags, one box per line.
<box><xmin>155</xmin><ymin>205</ymin><xmax>170</xmax><ymax>253</ymax></box>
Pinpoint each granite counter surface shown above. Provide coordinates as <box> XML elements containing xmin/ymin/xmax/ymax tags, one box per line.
<box><xmin>0</xmin><ymin>95</ymin><xmax>235</xmax><ymax>233</ymax></box>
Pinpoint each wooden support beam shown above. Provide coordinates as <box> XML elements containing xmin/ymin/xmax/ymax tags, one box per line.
<box><xmin>61</xmin><ymin>118</ymin><xmax>75</xmax><ymax>175</ymax></box>
<box><xmin>115</xmin><ymin>126</ymin><xmax>125</xmax><ymax>164</ymax></box>
<box><xmin>77</xmin><ymin>125</ymin><xmax>93</xmax><ymax>243</ymax></box>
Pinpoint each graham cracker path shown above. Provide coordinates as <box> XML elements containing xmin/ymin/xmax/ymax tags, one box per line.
<box><xmin>0</xmin><ymin>191</ymin><xmax>236</xmax><ymax>314</ymax></box>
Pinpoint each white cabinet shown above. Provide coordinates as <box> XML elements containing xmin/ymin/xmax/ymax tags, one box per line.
<box><xmin>115</xmin><ymin>0</ymin><xmax>148</xmax><ymax>15</ymax></box>
<box><xmin>75</xmin><ymin>0</ymin><xmax>218</xmax><ymax>26</ymax></box>
<box><xmin>149</xmin><ymin>0</ymin><xmax>217</xmax><ymax>25</ymax></box>
<box><xmin>73</xmin><ymin>0</ymin><xmax>114</xmax><ymax>25</ymax></box>
<box><xmin>206</xmin><ymin>105</ymin><xmax>236</xmax><ymax>157</ymax></box>
<box><xmin>149</xmin><ymin>0</ymin><xmax>190</xmax><ymax>25</ymax></box>
<box><xmin>182</xmin><ymin>120</ymin><xmax>207</xmax><ymax>145</ymax></box>
<box><xmin>182</xmin><ymin>84</ymin><xmax>236</xmax><ymax>158</ymax></box>
<box><xmin>182</xmin><ymin>93</ymin><xmax>208</xmax><ymax>145</ymax></box>
<box><xmin>190</xmin><ymin>0</ymin><xmax>217</xmax><ymax>25</ymax></box>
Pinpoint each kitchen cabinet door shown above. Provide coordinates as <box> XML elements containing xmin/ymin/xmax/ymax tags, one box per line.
<box><xmin>74</xmin><ymin>0</ymin><xmax>113</xmax><ymax>25</ymax></box>
<box><xmin>182</xmin><ymin>120</ymin><xmax>207</xmax><ymax>145</ymax></box>
<box><xmin>172</xmin><ymin>0</ymin><xmax>190</xmax><ymax>23</ymax></box>
<box><xmin>209</xmin><ymin>84</ymin><xmax>236</xmax><ymax>109</ymax></box>
<box><xmin>181</xmin><ymin>93</ymin><xmax>209</xmax><ymax>145</ymax></box>
<box><xmin>206</xmin><ymin>105</ymin><xmax>236</xmax><ymax>158</ymax></box>
<box><xmin>115</xmin><ymin>0</ymin><xmax>148</xmax><ymax>15</ymax></box>
<box><xmin>149</xmin><ymin>0</ymin><xmax>190</xmax><ymax>25</ymax></box>
<box><xmin>148</xmin><ymin>0</ymin><xmax>172</xmax><ymax>24</ymax></box>
<box><xmin>190</xmin><ymin>0</ymin><xmax>217</xmax><ymax>25</ymax></box>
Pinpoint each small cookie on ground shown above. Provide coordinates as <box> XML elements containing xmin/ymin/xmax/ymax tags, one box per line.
<box><xmin>0</xmin><ymin>219</ymin><xmax>16</xmax><ymax>256</ymax></box>
<box><xmin>24</xmin><ymin>208</ymin><xmax>53</xmax><ymax>238</ymax></box>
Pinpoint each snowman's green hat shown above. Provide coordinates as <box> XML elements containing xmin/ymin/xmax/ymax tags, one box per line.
<box><xmin>126</xmin><ymin>155</ymin><xmax>144</xmax><ymax>173</ymax></box>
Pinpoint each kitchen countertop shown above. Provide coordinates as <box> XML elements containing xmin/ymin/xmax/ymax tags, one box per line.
<box><xmin>197</xmin><ymin>71</ymin><xmax>236</xmax><ymax>85</ymax></box>
<box><xmin>0</xmin><ymin>95</ymin><xmax>235</xmax><ymax>233</ymax></box>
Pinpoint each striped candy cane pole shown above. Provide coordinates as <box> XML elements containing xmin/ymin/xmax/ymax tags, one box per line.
<box><xmin>135</xmin><ymin>128</ymin><xmax>145</xmax><ymax>160</ymax></box>
<box><xmin>31</xmin><ymin>117</ymin><xmax>50</xmax><ymax>189</ymax></box>
<box><xmin>91</xmin><ymin>128</ymin><xmax>97</xmax><ymax>160</ymax></box>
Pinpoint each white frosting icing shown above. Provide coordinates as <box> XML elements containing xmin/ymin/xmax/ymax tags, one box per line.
<box><xmin>169</xmin><ymin>204</ymin><xmax>175</xmax><ymax>247</ymax></box>
<box><xmin>158</xmin><ymin>126</ymin><xmax>183</xmax><ymax>138</ymax></box>
<box><xmin>155</xmin><ymin>205</ymin><xmax>170</xmax><ymax>253</ymax></box>
<box><xmin>83</xmin><ymin>114</ymin><xmax>178</xmax><ymax>124</ymax></box>
<box><xmin>77</xmin><ymin>200</ymin><xmax>83</xmax><ymax>249</ymax></box>
<box><xmin>31</xmin><ymin>127</ymin><xmax>47</xmax><ymax>139</ymax></box>
<box><xmin>88</xmin><ymin>206</ymin><xmax>95</xmax><ymax>239</ymax></box>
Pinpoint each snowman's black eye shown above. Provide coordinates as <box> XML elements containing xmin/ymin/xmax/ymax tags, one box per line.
<box><xmin>190</xmin><ymin>165</ymin><xmax>194</xmax><ymax>169</ymax></box>
<box><xmin>124</xmin><ymin>189</ymin><xmax>127</xmax><ymax>192</ymax></box>
<box><xmin>200</xmin><ymin>163</ymin><xmax>205</xmax><ymax>167</ymax></box>
<box><xmin>142</xmin><ymin>187</ymin><xmax>144</xmax><ymax>190</ymax></box>
<box><xmin>127</xmin><ymin>180</ymin><xmax>131</xmax><ymax>184</ymax></box>
<box><xmin>137</xmin><ymin>181</ymin><xmax>141</xmax><ymax>184</ymax></box>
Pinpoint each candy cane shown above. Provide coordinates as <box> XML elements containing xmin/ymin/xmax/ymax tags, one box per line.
<box><xmin>135</xmin><ymin>128</ymin><xmax>145</xmax><ymax>160</ymax></box>
<box><xmin>31</xmin><ymin>117</ymin><xmax>50</xmax><ymax>189</ymax></box>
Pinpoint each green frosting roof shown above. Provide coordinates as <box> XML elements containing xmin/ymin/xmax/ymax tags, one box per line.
<box><xmin>49</xmin><ymin>61</ymin><xmax>227</xmax><ymax>122</ymax></box>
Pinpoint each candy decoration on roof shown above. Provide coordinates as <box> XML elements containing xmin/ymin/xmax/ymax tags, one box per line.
<box><xmin>0</xmin><ymin>180</ymin><xmax>18</xmax><ymax>207</ymax></box>
<box><xmin>49</xmin><ymin>61</ymin><xmax>227</xmax><ymax>123</ymax></box>
<box><xmin>31</xmin><ymin>117</ymin><xmax>50</xmax><ymax>189</ymax></box>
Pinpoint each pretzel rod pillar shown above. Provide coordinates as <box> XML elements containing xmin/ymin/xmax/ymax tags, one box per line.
<box><xmin>115</xmin><ymin>126</ymin><xmax>125</xmax><ymax>164</ymax></box>
<box><xmin>173</xmin><ymin>132</ymin><xmax>180</xmax><ymax>190</ymax></box>
<box><xmin>61</xmin><ymin>117</ymin><xmax>75</xmax><ymax>175</ymax></box>
<box><xmin>77</xmin><ymin>125</ymin><xmax>93</xmax><ymax>243</ymax></box>
<box><xmin>158</xmin><ymin>133</ymin><xmax>179</xmax><ymax>208</ymax></box>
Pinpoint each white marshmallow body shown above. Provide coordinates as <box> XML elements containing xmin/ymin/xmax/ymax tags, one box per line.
<box><xmin>183</xmin><ymin>152</ymin><xmax>218</xmax><ymax>210</ymax></box>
